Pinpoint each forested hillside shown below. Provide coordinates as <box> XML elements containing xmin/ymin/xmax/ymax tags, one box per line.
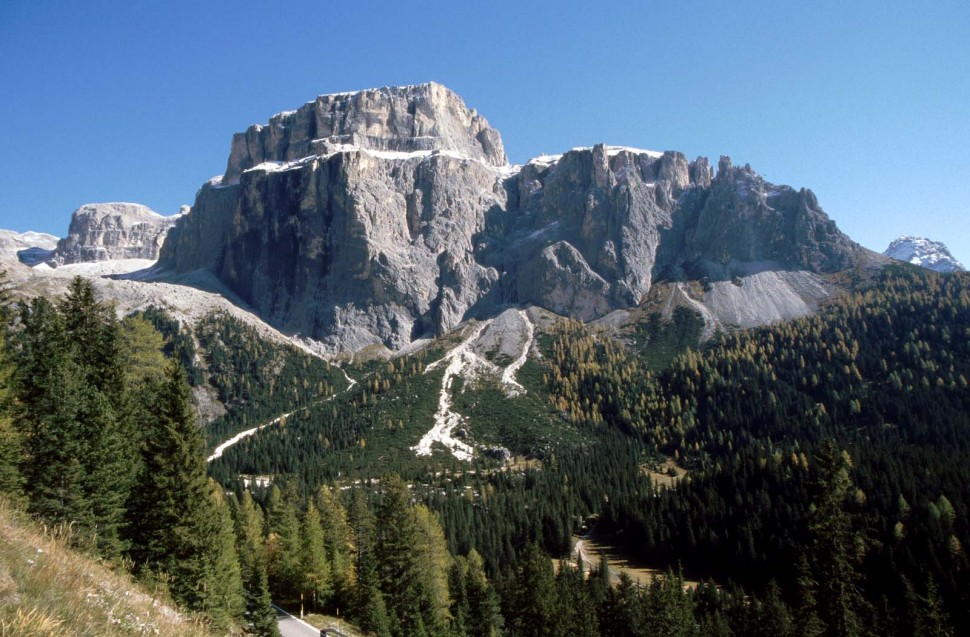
<box><xmin>136</xmin><ymin>306</ymin><xmax>348</xmax><ymax>449</ymax></box>
<box><xmin>2</xmin><ymin>265</ymin><xmax>967</xmax><ymax>636</ymax></box>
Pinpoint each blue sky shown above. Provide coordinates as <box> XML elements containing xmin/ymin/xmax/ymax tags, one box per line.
<box><xmin>1</xmin><ymin>0</ymin><xmax>968</xmax><ymax>263</ymax></box>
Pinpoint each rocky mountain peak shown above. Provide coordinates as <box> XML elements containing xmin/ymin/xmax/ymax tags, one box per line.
<box><xmin>222</xmin><ymin>81</ymin><xmax>507</xmax><ymax>183</ymax></box>
<box><xmin>50</xmin><ymin>202</ymin><xmax>180</xmax><ymax>265</ymax></box>
<box><xmin>884</xmin><ymin>236</ymin><xmax>965</xmax><ymax>273</ymax></box>
<box><xmin>159</xmin><ymin>84</ymin><xmax>873</xmax><ymax>355</ymax></box>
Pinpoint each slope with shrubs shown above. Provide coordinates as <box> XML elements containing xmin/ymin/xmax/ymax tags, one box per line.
<box><xmin>0</xmin><ymin>498</ymin><xmax>214</xmax><ymax>637</ymax></box>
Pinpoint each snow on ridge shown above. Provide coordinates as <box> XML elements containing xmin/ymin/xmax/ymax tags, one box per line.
<box><xmin>240</xmin><ymin>145</ymin><xmax>517</xmax><ymax>177</ymax></box>
<box><xmin>884</xmin><ymin>236</ymin><xmax>965</xmax><ymax>272</ymax></box>
<box><xmin>527</xmin><ymin>145</ymin><xmax>665</xmax><ymax>167</ymax></box>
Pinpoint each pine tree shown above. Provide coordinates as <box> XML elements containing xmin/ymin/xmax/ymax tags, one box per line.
<box><xmin>0</xmin><ymin>267</ymin><xmax>13</xmax><ymax>325</ymax></box>
<box><xmin>60</xmin><ymin>277</ymin><xmax>125</xmax><ymax>398</ymax></box>
<box><xmin>642</xmin><ymin>570</ymin><xmax>695</xmax><ymax>637</ymax></box>
<box><xmin>506</xmin><ymin>543</ymin><xmax>557</xmax><ymax>637</ymax></box>
<box><xmin>553</xmin><ymin>560</ymin><xmax>596</xmax><ymax>637</ymax></box>
<box><xmin>10</xmin><ymin>277</ymin><xmax>138</xmax><ymax>557</ymax></box>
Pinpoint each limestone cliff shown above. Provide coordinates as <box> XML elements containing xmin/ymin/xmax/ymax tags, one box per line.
<box><xmin>159</xmin><ymin>84</ymin><xmax>873</xmax><ymax>353</ymax></box>
<box><xmin>51</xmin><ymin>202</ymin><xmax>180</xmax><ymax>265</ymax></box>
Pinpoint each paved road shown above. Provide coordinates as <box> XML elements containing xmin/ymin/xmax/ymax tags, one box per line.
<box><xmin>274</xmin><ymin>605</ymin><xmax>320</xmax><ymax>637</ymax></box>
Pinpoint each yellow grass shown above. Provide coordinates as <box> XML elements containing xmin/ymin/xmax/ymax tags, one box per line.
<box><xmin>567</xmin><ymin>537</ymin><xmax>701</xmax><ymax>590</ymax></box>
<box><xmin>640</xmin><ymin>457</ymin><xmax>688</xmax><ymax>489</ymax></box>
<box><xmin>0</xmin><ymin>498</ymin><xmax>217</xmax><ymax>636</ymax></box>
<box><xmin>302</xmin><ymin>612</ymin><xmax>364</xmax><ymax>636</ymax></box>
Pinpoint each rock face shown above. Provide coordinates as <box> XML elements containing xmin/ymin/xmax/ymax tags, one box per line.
<box><xmin>0</xmin><ymin>230</ymin><xmax>59</xmax><ymax>266</ymax></box>
<box><xmin>222</xmin><ymin>82</ymin><xmax>506</xmax><ymax>183</ymax></box>
<box><xmin>51</xmin><ymin>203</ymin><xmax>180</xmax><ymax>265</ymax></box>
<box><xmin>159</xmin><ymin>83</ymin><xmax>872</xmax><ymax>354</ymax></box>
<box><xmin>884</xmin><ymin>236</ymin><xmax>965</xmax><ymax>273</ymax></box>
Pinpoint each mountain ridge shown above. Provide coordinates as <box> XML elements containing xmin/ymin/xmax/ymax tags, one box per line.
<box><xmin>157</xmin><ymin>83</ymin><xmax>879</xmax><ymax>354</ymax></box>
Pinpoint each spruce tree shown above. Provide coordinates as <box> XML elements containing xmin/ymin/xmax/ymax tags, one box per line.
<box><xmin>507</xmin><ymin>543</ymin><xmax>557</xmax><ymax>637</ymax></box>
<box><xmin>806</xmin><ymin>440</ymin><xmax>865</xmax><ymax>637</ymax></box>
<box><xmin>205</xmin><ymin>479</ymin><xmax>245</xmax><ymax>631</ymax></box>
<box><xmin>234</xmin><ymin>490</ymin><xmax>279</xmax><ymax>637</ymax></box>
<box><xmin>348</xmin><ymin>488</ymin><xmax>391</xmax><ymax>637</ymax></box>
<box><xmin>12</xmin><ymin>297</ymin><xmax>90</xmax><ymax>534</ymax></box>
<box><xmin>265</xmin><ymin>484</ymin><xmax>302</xmax><ymax>600</ymax></box>
<box><xmin>127</xmin><ymin>361</ymin><xmax>215</xmax><ymax>611</ymax></box>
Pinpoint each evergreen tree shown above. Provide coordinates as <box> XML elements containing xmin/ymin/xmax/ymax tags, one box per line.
<box><xmin>642</xmin><ymin>570</ymin><xmax>695</xmax><ymax>637</ymax></box>
<box><xmin>12</xmin><ymin>297</ymin><xmax>90</xmax><ymax>535</ymax></box>
<box><xmin>506</xmin><ymin>543</ymin><xmax>557</xmax><ymax>637</ymax></box>
<box><xmin>913</xmin><ymin>578</ymin><xmax>953</xmax><ymax>637</ymax></box>
<box><xmin>11</xmin><ymin>278</ymin><xmax>137</xmax><ymax>556</ymax></box>
<box><xmin>205</xmin><ymin>479</ymin><xmax>245</xmax><ymax>630</ymax></box>
<box><xmin>60</xmin><ymin>277</ymin><xmax>125</xmax><ymax>399</ymax></box>
<box><xmin>127</xmin><ymin>361</ymin><xmax>215</xmax><ymax>611</ymax></box>
<box><xmin>0</xmin><ymin>267</ymin><xmax>13</xmax><ymax>325</ymax></box>
<box><xmin>265</xmin><ymin>484</ymin><xmax>302</xmax><ymax>600</ymax></box>
<box><xmin>793</xmin><ymin>554</ymin><xmax>825</xmax><ymax>637</ymax></box>
<box><xmin>234</xmin><ymin>490</ymin><xmax>279</xmax><ymax>637</ymax></box>
<box><xmin>0</xmin><ymin>331</ymin><xmax>22</xmax><ymax>498</ymax></box>
<box><xmin>806</xmin><ymin>440</ymin><xmax>865</xmax><ymax>637</ymax></box>
<box><xmin>316</xmin><ymin>485</ymin><xmax>355</xmax><ymax>612</ymax></box>
<box><xmin>77</xmin><ymin>386</ymin><xmax>133</xmax><ymax>556</ymax></box>
<box><xmin>348</xmin><ymin>488</ymin><xmax>391</xmax><ymax>637</ymax></box>
<box><xmin>301</xmin><ymin>499</ymin><xmax>332</xmax><ymax>610</ymax></box>
<box><xmin>553</xmin><ymin>560</ymin><xmax>596</xmax><ymax>637</ymax></box>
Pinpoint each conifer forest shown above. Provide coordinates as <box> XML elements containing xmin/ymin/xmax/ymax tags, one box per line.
<box><xmin>1</xmin><ymin>265</ymin><xmax>967</xmax><ymax>636</ymax></box>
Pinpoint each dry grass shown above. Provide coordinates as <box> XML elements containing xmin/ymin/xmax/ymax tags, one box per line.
<box><xmin>0</xmin><ymin>498</ymin><xmax>217</xmax><ymax>636</ymax></box>
<box><xmin>566</xmin><ymin>537</ymin><xmax>701</xmax><ymax>590</ymax></box>
<box><xmin>302</xmin><ymin>612</ymin><xmax>364</xmax><ymax>637</ymax></box>
<box><xmin>640</xmin><ymin>457</ymin><xmax>688</xmax><ymax>489</ymax></box>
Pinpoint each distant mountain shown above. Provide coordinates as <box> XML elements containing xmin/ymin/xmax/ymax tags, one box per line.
<box><xmin>0</xmin><ymin>229</ymin><xmax>58</xmax><ymax>265</ymax></box>
<box><xmin>50</xmin><ymin>202</ymin><xmax>182</xmax><ymax>265</ymax></box>
<box><xmin>884</xmin><ymin>236</ymin><xmax>965</xmax><ymax>272</ymax></box>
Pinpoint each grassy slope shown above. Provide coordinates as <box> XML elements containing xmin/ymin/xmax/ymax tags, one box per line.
<box><xmin>0</xmin><ymin>498</ymin><xmax>215</xmax><ymax>637</ymax></box>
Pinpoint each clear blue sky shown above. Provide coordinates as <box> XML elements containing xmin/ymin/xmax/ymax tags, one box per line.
<box><xmin>1</xmin><ymin>1</ymin><xmax>968</xmax><ymax>263</ymax></box>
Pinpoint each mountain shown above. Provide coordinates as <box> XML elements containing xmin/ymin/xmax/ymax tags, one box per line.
<box><xmin>49</xmin><ymin>202</ymin><xmax>182</xmax><ymax>265</ymax></box>
<box><xmin>884</xmin><ymin>235</ymin><xmax>965</xmax><ymax>272</ymax></box>
<box><xmin>159</xmin><ymin>82</ymin><xmax>880</xmax><ymax>354</ymax></box>
<box><xmin>0</xmin><ymin>229</ymin><xmax>58</xmax><ymax>265</ymax></box>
